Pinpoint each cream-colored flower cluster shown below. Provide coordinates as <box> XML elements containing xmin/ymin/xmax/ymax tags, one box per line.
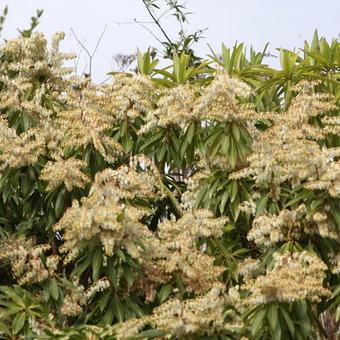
<box><xmin>237</xmin><ymin>257</ymin><xmax>259</xmax><ymax>279</ymax></box>
<box><xmin>248</xmin><ymin>204</ymin><xmax>306</xmax><ymax>246</ymax></box>
<box><xmin>116</xmin><ymin>283</ymin><xmax>242</xmax><ymax>339</ymax></box>
<box><xmin>328</xmin><ymin>252</ymin><xmax>340</xmax><ymax>275</ymax></box>
<box><xmin>60</xmin><ymin>276</ymin><xmax>110</xmax><ymax>317</ymax></box>
<box><xmin>84</xmin><ymin>278</ymin><xmax>111</xmax><ymax>300</ymax></box>
<box><xmin>140</xmin><ymin>69</ymin><xmax>258</xmax><ymax>134</ymax></box>
<box><xmin>89</xmin><ymin>154</ymin><xmax>164</xmax><ymax>201</ymax></box>
<box><xmin>304</xmin><ymin>158</ymin><xmax>340</xmax><ymax>198</ymax></box>
<box><xmin>181</xmin><ymin>166</ymin><xmax>210</xmax><ymax>211</ymax></box>
<box><xmin>98</xmin><ymin>73</ymin><xmax>156</xmax><ymax>121</ymax></box>
<box><xmin>56</xmin><ymin>77</ymin><xmax>123</xmax><ymax>163</ymax></box>
<box><xmin>140</xmin><ymin>210</ymin><xmax>227</xmax><ymax>293</ymax></box>
<box><xmin>248</xmin><ymin>202</ymin><xmax>338</xmax><ymax>247</ymax></box>
<box><xmin>0</xmin><ymin>237</ymin><xmax>59</xmax><ymax>285</ymax></box>
<box><xmin>60</xmin><ymin>278</ymin><xmax>86</xmax><ymax>317</ymax></box>
<box><xmin>52</xmin><ymin>153</ymin><xmax>164</xmax><ymax>261</ymax></box>
<box><xmin>140</xmin><ymin>83</ymin><xmax>197</xmax><ymax>133</ymax></box>
<box><xmin>243</xmin><ymin>251</ymin><xmax>331</xmax><ymax>304</ymax></box>
<box><xmin>114</xmin><ymin>317</ymin><xmax>149</xmax><ymax>339</ymax></box>
<box><xmin>239</xmin><ymin>200</ymin><xmax>257</xmax><ymax>215</ymax></box>
<box><xmin>54</xmin><ymin>162</ymin><xmax>158</xmax><ymax>263</ymax></box>
<box><xmin>310</xmin><ymin>211</ymin><xmax>338</xmax><ymax>239</ymax></box>
<box><xmin>61</xmin><ymin>277</ymin><xmax>110</xmax><ymax>317</ymax></box>
<box><xmin>0</xmin><ymin>31</ymin><xmax>74</xmax><ymax>82</ymax></box>
<box><xmin>0</xmin><ymin>122</ymin><xmax>45</xmax><ymax>172</ymax></box>
<box><xmin>0</xmin><ymin>32</ymin><xmax>73</xmax><ymax>123</ymax></box>
<box><xmin>0</xmin><ymin>32</ymin><xmax>125</xmax><ymax>175</ymax></box>
<box><xmin>194</xmin><ymin>69</ymin><xmax>253</xmax><ymax>122</ymax></box>
<box><xmin>148</xmin><ymin>284</ymin><xmax>227</xmax><ymax>337</ymax></box>
<box><xmin>231</xmin><ymin>83</ymin><xmax>340</xmax><ymax>198</ymax></box>
<box><xmin>39</xmin><ymin>157</ymin><xmax>90</xmax><ymax>191</ymax></box>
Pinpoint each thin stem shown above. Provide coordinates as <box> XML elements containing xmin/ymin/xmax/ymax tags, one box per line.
<box><xmin>92</xmin><ymin>25</ymin><xmax>107</xmax><ymax>60</ymax></box>
<box><xmin>71</xmin><ymin>25</ymin><xmax>107</xmax><ymax>76</ymax></box>
<box><xmin>139</xmin><ymin>23</ymin><xmax>164</xmax><ymax>45</ymax></box>
<box><xmin>142</xmin><ymin>0</ymin><xmax>173</xmax><ymax>45</ymax></box>
<box><xmin>71</xmin><ymin>28</ymin><xmax>91</xmax><ymax>61</ymax></box>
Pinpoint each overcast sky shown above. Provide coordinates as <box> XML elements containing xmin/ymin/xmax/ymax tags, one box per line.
<box><xmin>3</xmin><ymin>0</ymin><xmax>339</xmax><ymax>82</ymax></box>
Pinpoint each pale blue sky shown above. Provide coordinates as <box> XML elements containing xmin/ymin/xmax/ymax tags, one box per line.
<box><xmin>3</xmin><ymin>0</ymin><xmax>339</xmax><ymax>82</ymax></box>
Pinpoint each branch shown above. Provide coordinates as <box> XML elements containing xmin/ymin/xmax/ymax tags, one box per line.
<box><xmin>115</xmin><ymin>18</ymin><xmax>165</xmax><ymax>47</ymax></box>
<box><xmin>142</xmin><ymin>0</ymin><xmax>173</xmax><ymax>45</ymax></box>
<box><xmin>139</xmin><ymin>23</ymin><xmax>164</xmax><ymax>45</ymax></box>
<box><xmin>92</xmin><ymin>25</ymin><xmax>108</xmax><ymax>59</ymax></box>
<box><xmin>71</xmin><ymin>25</ymin><xmax>107</xmax><ymax>76</ymax></box>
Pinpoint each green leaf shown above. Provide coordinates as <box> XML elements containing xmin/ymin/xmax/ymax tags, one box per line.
<box><xmin>134</xmin><ymin>329</ymin><xmax>166</xmax><ymax>339</ymax></box>
<box><xmin>112</xmin><ymin>296</ymin><xmax>124</xmax><ymax>322</ymax></box>
<box><xmin>251</xmin><ymin>308</ymin><xmax>267</xmax><ymax>337</ymax></box>
<box><xmin>229</xmin><ymin>140</ymin><xmax>237</xmax><ymax>168</ymax></box>
<box><xmin>232</xmin><ymin>247</ymin><xmax>249</xmax><ymax>256</ymax></box>
<box><xmin>125</xmin><ymin>296</ymin><xmax>144</xmax><ymax>318</ymax></box>
<box><xmin>54</xmin><ymin>187</ymin><xmax>66</xmax><ymax>218</ymax></box>
<box><xmin>194</xmin><ymin>183</ymin><xmax>208</xmax><ymax>207</ymax></box>
<box><xmin>0</xmin><ymin>306</ymin><xmax>23</xmax><ymax>319</ymax></box>
<box><xmin>295</xmin><ymin>300</ymin><xmax>311</xmax><ymax>337</ymax></box>
<box><xmin>12</xmin><ymin>312</ymin><xmax>25</xmax><ymax>335</ymax></box>
<box><xmin>0</xmin><ymin>287</ymin><xmax>25</xmax><ymax>307</ymax></box>
<box><xmin>123</xmin><ymin>266</ymin><xmax>134</xmax><ymax>288</ymax></box>
<box><xmin>230</xmin><ymin>195</ymin><xmax>240</xmax><ymax>221</ymax></box>
<box><xmin>50</xmin><ymin>278</ymin><xmax>59</xmax><ymax>301</ymax></box>
<box><xmin>187</xmin><ymin>122</ymin><xmax>195</xmax><ymax>144</ymax></box>
<box><xmin>267</xmin><ymin>304</ymin><xmax>279</xmax><ymax>338</ymax></box>
<box><xmin>137</xmin><ymin>49</ymin><xmax>144</xmax><ymax>74</ymax></box>
<box><xmin>219</xmin><ymin>190</ymin><xmax>230</xmax><ymax>213</ymax></box>
<box><xmin>107</xmin><ymin>259</ymin><xmax>118</xmax><ymax>289</ymax></box>
<box><xmin>115</xmin><ymin>248</ymin><xmax>126</xmax><ymax>262</ymax></box>
<box><xmin>229</xmin><ymin>181</ymin><xmax>238</xmax><ymax>203</ymax></box>
<box><xmin>98</xmin><ymin>292</ymin><xmax>111</xmax><ymax>312</ymax></box>
<box><xmin>224</xmin><ymin>223</ymin><xmax>234</xmax><ymax>232</ymax></box>
<box><xmin>331</xmin><ymin>205</ymin><xmax>340</xmax><ymax>228</ymax></box>
<box><xmin>22</xmin><ymin>113</ymin><xmax>30</xmax><ymax>131</ymax></box>
<box><xmin>232</xmin><ymin>123</ymin><xmax>240</xmax><ymax>141</ymax></box>
<box><xmin>256</xmin><ymin>194</ymin><xmax>269</xmax><ymax>216</ymax></box>
<box><xmin>310</xmin><ymin>198</ymin><xmax>323</xmax><ymax>211</ymax></box>
<box><xmin>221</xmin><ymin>134</ymin><xmax>230</xmax><ymax>154</ymax></box>
<box><xmin>0</xmin><ymin>321</ymin><xmax>10</xmax><ymax>336</ymax></box>
<box><xmin>92</xmin><ymin>248</ymin><xmax>103</xmax><ymax>281</ymax></box>
<box><xmin>279</xmin><ymin>305</ymin><xmax>295</xmax><ymax>337</ymax></box>
<box><xmin>70</xmin><ymin>256</ymin><xmax>92</xmax><ymax>278</ymax></box>
<box><xmin>20</xmin><ymin>175</ymin><xmax>30</xmax><ymax>197</ymax></box>
<box><xmin>284</xmin><ymin>190</ymin><xmax>310</xmax><ymax>208</ymax></box>
<box><xmin>175</xmin><ymin>273</ymin><xmax>185</xmax><ymax>298</ymax></box>
<box><xmin>157</xmin><ymin>283</ymin><xmax>173</xmax><ymax>304</ymax></box>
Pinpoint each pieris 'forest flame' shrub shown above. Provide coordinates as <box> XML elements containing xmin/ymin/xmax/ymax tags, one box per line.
<box><xmin>0</xmin><ymin>29</ymin><xmax>339</xmax><ymax>339</ymax></box>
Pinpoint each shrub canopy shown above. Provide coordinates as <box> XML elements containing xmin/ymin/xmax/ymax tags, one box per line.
<box><xmin>0</xmin><ymin>30</ymin><xmax>339</xmax><ymax>339</ymax></box>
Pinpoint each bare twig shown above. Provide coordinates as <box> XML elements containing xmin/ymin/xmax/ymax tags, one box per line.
<box><xmin>139</xmin><ymin>23</ymin><xmax>164</xmax><ymax>45</ymax></box>
<box><xmin>142</xmin><ymin>0</ymin><xmax>173</xmax><ymax>45</ymax></box>
<box><xmin>72</xmin><ymin>35</ymin><xmax>83</xmax><ymax>76</ymax></box>
<box><xmin>114</xmin><ymin>20</ymin><xmax>155</xmax><ymax>25</ymax></box>
<box><xmin>70</xmin><ymin>25</ymin><xmax>107</xmax><ymax>76</ymax></box>
<box><xmin>99</xmin><ymin>75</ymin><xmax>113</xmax><ymax>85</ymax></box>
<box><xmin>157</xmin><ymin>7</ymin><xmax>173</xmax><ymax>21</ymax></box>
<box><xmin>92</xmin><ymin>26</ymin><xmax>107</xmax><ymax>60</ymax></box>
<box><xmin>71</xmin><ymin>28</ymin><xmax>91</xmax><ymax>61</ymax></box>
<box><xmin>115</xmin><ymin>18</ymin><xmax>164</xmax><ymax>46</ymax></box>
<box><xmin>81</xmin><ymin>55</ymin><xmax>88</xmax><ymax>76</ymax></box>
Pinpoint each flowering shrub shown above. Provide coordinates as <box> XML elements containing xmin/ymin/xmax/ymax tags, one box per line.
<box><xmin>0</xmin><ymin>30</ymin><xmax>339</xmax><ymax>339</ymax></box>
